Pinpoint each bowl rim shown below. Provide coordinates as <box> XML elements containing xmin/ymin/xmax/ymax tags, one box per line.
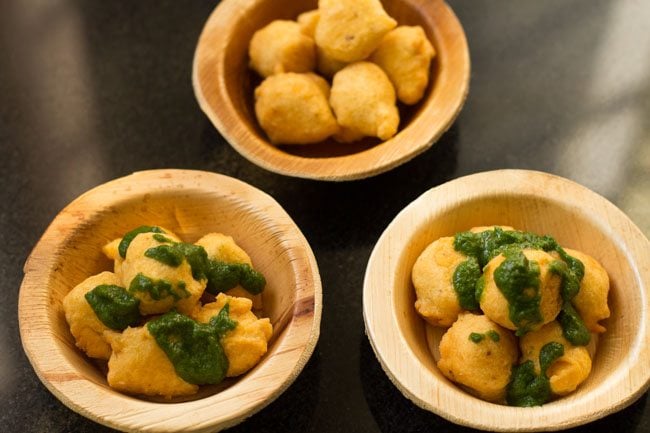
<box><xmin>191</xmin><ymin>0</ymin><xmax>471</xmax><ymax>181</ymax></box>
<box><xmin>362</xmin><ymin>169</ymin><xmax>650</xmax><ymax>431</ymax></box>
<box><xmin>18</xmin><ymin>169</ymin><xmax>322</xmax><ymax>433</ymax></box>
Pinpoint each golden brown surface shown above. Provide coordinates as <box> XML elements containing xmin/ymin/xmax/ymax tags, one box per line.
<box><xmin>192</xmin><ymin>293</ymin><xmax>273</xmax><ymax>377</ymax></box>
<box><xmin>121</xmin><ymin>232</ymin><xmax>205</xmax><ymax>315</ymax></box>
<box><xmin>520</xmin><ymin>321</ymin><xmax>592</xmax><ymax>395</ymax></box>
<box><xmin>480</xmin><ymin>249</ymin><xmax>562</xmax><ymax>332</ymax></box>
<box><xmin>564</xmin><ymin>248</ymin><xmax>610</xmax><ymax>333</ymax></box>
<box><xmin>412</xmin><ymin>236</ymin><xmax>466</xmax><ymax>327</ymax></box>
<box><xmin>330</xmin><ymin>62</ymin><xmax>399</xmax><ymax>141</ymax></box>
<box><xmin>105</xmin><ymin>326</ymin><xmax>198</xmax><ymax>398</ymax></box>
<box><xmin>437</xmin><ymin>313</ymin><xmax>518</xmax><ymax>402</ymax></box>
<box><xmin>62</xmin><ymin>271</ymin><xmax>123</xmax><ymax>360</ymax></box>
<box><xmin>315</xmin><ymin>0</ymin><xmax>396</xmax><ymax>63</ymax></box>
<box><xmin>370</xmin><ymin>26</ymin><xmax>435</xmax><ymax>105</ymax></box>
<box><xmin>248</xmin><ymin>20</ymin><xmax>316</xmax><ymax>78</ymax></box>
<box><xmin>254</xmin><ymin>73</ymin><xmax>339</xmax><ymax>144</ymax></box>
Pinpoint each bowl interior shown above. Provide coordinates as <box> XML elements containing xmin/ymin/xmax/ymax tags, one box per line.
<box><xmin>193</xmin><ymin>0</ymin><xmax>469</xmax><ymax>180</ymax></box>
<box><xmin>364</xmin><ymin>170</ymin><xmax>649</xmax><ymax>431</ymax></box>
<box><xmin>20</xmin><ymin>170</ymin><xmax>321</xmax><ymax>432</ymax></box>
<box><xmin>45</xmin><ymin>190</ymin><xmax>299</xmax><ymax>402</ymax></box>
<box><xmin>392</xmin><ymin>193</ymin><xmax>641</xmax><ymax>403</ymax></box>
<box><xmin>222</xmin><ymin>0</ymin><xmax>440</xmax><ymax>159</ymax></box>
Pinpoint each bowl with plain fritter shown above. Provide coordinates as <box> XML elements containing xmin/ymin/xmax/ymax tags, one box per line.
<box><xmin>192</xmin><ymin>0</ymin><xmax>469</xmax><ymax>180</ymax></box>
<box><xmin>19</xmin><ymin>169</ymin><xmax>322</xmax><ymax>432</ymax></box>
<box><xmin>363</xmin><ymin>169</ymin><xmax>650</xmax><ymax>431</ymax></box>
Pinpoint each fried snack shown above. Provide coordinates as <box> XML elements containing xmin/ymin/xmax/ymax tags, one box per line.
<box><xmin>63</xmin><ymin>271</ymin><xmax>123</xmax><ymax>360</ymax></box>
<box><xmin>297</xmin><ymin>9</ymin><xmax>348</xmax><ymax>77</ymax></box>
<box><xmin>121</xmin><ymin>232</ymin><xmax>205</xmax><ymax>316</ymax></box>
<box><xmin>248</xmin><ymin>20</ymin><xmax>315</xmax><ymax>78</ymax></box>
<box><xmin>315</xmin><ymin>0</ymin><xmax>397</xmax><ymax>63</ymax></box>
<box><xmin>412</xmin><ymin>237</ymin><xmax>467</xmax><ymax>327</ymax></box>
<box><xmin>195</xmin><ymin>232</ymin><xmax>261</xmax><ymax>308</ymax></box>
<box><xmin>192</xmin><ymin>293</ymin><xmax>273</xmax><ymax>377</ymax></box>
<box><xmin>564</xmin><ymin>248</ymin><xmax>610</xmax><ymax>333</ymax></box>
<box><xmin>480</xmin><ymin>249</ymin><xmax>562</xmax><ymax>332</ymax></box>
<box><xmin>254</xmin><ymin>72</ymin><xmax>339</xmax><ymax>145</ymax></box>
<box><xmin>105</xmin><ymin>326</ymin><xmax>198</xmax><ymax>398</ymax></box>
<box><xmin>438</xmin><ymin>313</ymin><xmax>518</xmax><ymax>402</ymax></box>
<box><xmin>102</xmin><ymin>238</ymin><xmax>124</xmax><ymax>280</ymax></box>
<box><xmin>370</xmin><ymin>26</ymin><xmax>436</xmax><ymax>105</ymax></box>
<box><xmin>520</xmin><ymin>321</ymin><xmax>592</xmax><ymax>395</ymax></box>
<box><xmin>297</xmin><ymin>9</ymin><xmax>319</xmax><ymax>38</ymax></box>
<box><xmin>330</xmin><ymin>62</ymin><xmax>399</xmax><ymax>141</ymax></box>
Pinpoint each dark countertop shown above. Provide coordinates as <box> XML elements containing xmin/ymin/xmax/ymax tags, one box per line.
<box><xmin>1</xmin><ymin>0</ymin><xmax>648</xmax><ymax>432</ymax></box>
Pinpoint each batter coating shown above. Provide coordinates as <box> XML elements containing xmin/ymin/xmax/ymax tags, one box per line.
<box><xmin>438</xmin><ymin>313</ymin><xmax>518</xmax><ymax>402</ymax></box>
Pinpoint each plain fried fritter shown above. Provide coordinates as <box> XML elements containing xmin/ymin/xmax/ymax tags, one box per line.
<box><xmin>63</xmin><ymin>271</ymin><xmax>123</xmax><ymax>360</ymax></box>
<box><xmin>519</xmin><ymin>321</ymin><xmax>592</xmax><ymax>395</ymax></box>
<box><xmin>121</xmin><ymin>232</ymin><xmax>205</xmax><ymax>316</ymax></box>
<box><xmin>370</xmin><ymin>26</ymin><xmax>436</xmax><ymax>105</ymax></box>
<box><xmin>412</xmin><ymin>237</ymin><xmax>467</xmax><ymax>327</ymax></box>
<box><xmin>564</xmin><ymin>248</ymin><xmax>610</xmax><ymax>333</ymax></box>
<box><xmin>437</xmin><ymin>313</ymin><xmax>518</xmax><ymax>402</ymax></box>
<box><xmin>102</xmin><ymin>238</ymin><xmax>124</xmax><ymax>280</ymax></box>
<box><xmin>191</xmin><ymin>293</ymin><xmax>273</xmax><ymax>377</ymax></box>
<box><xmin>480</xmin><ymin>249</ymin><xmax>562</xmax><ymax>332</ymax></box>
<box><xmin>330</xmin><ymin>62</ymin><xmax>399</xmax><ymax>141</ymax></box>
<box><xmin>105</xmin><ymin>326</ymin><xmax>198</xmax><ymax>398</ymax></box>
<box><xmin>255</xmin><ymin>72</ymin><xmax>339</xmax><ymax>144</ymax></box>
<box><xmin>296</xmin><ymin>10</ymin><xmax>348</xmax><ymax>77</ymax></box>
<box><xmin>315</xmin><ymin>0</ymin><xmax>397</xmax><ymax>62</ymax></box>
<box><xmin>249</xmin><ymin>20</ymin><xmax>316</xmax><ymax>78</ymax></box>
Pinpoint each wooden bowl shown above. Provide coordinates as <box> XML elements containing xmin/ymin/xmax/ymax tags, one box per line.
<box><xmin>18</xmin><ymin>169</ymin><xmax>322</xmax><ymax>432</ymax></box>
<box><xmin>192</xmin><ymin>0</ymin><xmax>470</xmax><ymax>181</ymax></box>
<box><xmin>363</xmin><ymin>169</ymin><xmax>650</xmax><ymax>431</ymax></box>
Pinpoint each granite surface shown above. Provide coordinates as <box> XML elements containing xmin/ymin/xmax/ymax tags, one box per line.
<box><xmin>1</xmin><ymin>0</ymin><xmax>648</xmax><ymax>432</ymax></box>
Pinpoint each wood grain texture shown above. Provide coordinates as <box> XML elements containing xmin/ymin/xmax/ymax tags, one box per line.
<box><xmin>363</xmin><ymin>169</ymin><xmax>650</xmax><ymax>431</ymax></box>
<box><xmin>18</xmin><ymin>169</ymin><xmax>322</xmax><ymax>433</ymax></box>
<box><xmin>192</xmin><ymin>0</ymin><xmax>470</xmax><ymax>181</ymax></box>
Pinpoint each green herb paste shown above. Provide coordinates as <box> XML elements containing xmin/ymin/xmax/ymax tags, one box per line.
<box><xmin>141</xmin><ymin>235</ymin><xmax>266</xmax><ymax>296</ymax></box>
<box><xmin>128</xmin><ymin>273</ymin><xmax>189</xmax><ymax>301</ymax></box>
<box><xmin>147</xmin><ymin>307</ymin><xmax>236</xmax><ymax>385</ymax></box>
<box><xmin>507</xmin><ymin>342</ymin><xmax>564</xmax><ymax>406</ymax></box>
<box><xmin>469</xmin><ymin>332</ymin><xmax>484</xmax><ymax>343</ymax></box>
<box><xmin>468</xmin><ymin>330</ymin><xmax>501</xmax><ymax>344</ymax></box>
<box><xmin>452</xmin><ymin>257</ymin><xmax>481</xmax><ymax>310</ymax></box>
<box><xmin>118</xmin><ymin>225</ymin><xmax>165</xmax><ymax>258</ymax></box>
<box><xmin>453</xmin><ymin>228</ymin><xmax>589</xmax><ymax>343</ymax></box>
<box><xmin>494</xmin><ymin>248</ymin><xmax>542</xmax><ymax>336</ymax></box>
<box><xmin>85</xmin><ymin>284</ymin><xmax>140</xmax><ymax>330</ymax></box>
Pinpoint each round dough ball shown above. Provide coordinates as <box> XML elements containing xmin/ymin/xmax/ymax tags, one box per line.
<box><xmin>254</xmin><ymin>72</ymin><xmax>339</xmax><ymax>144</ymax></box>
<box><xmin>412</xmin><ymin>237</ymin><xmax>467</xmax><ymax>327</ymax></box>
<box><xmin>563</xmin><ymin>248</ymin><xmax>610</xmax><ymax>333</ymax></box>
<box><xmin>437</xmin><ymin>313</ymin><xmax>518</xmax><ymax>402</ymax></box>
<box><xmin>63</xmin><ymin>271</ymin><xmax>123</xmax><ymax>360</ymax></box>
<box><xmin>195</xmin><ymin>232</ymin><xmax>261</xmax><ymax>308</ymax></box>
<box><xmin>370</xmin><ymin>26</ymin><xmax>436</xmax><ymax>105</ymax></box>
<box><xmin>297</xmin><ymin>9</ymin><xmax>319</xmax><ymax>38</ymax></box>
<box><xmin>191</xmin><ymin>293</ymin><xmax>273</xmax><ymax>377</ymax></box>
<box><xmin>480</xmin><ymin>249</ymin><xmax>562</xmax><ymax>333</ymax></box>
<box><xmin>330</xmin><ymin>62</ymin><xmax>399</xmax><ymax>141</ymax></box>
<box><xmin>195</xmin><ymin>233</ymin><xmax>252</xmax><ymax>266</ymax></box>
<box><xmin>519</xmin><ymin>321</ymin><xmax>592</xmax><ymax>395</ymax></box>
<box><xmin>121</xmin><ymin>232</ymin><xmax>205</xmax><ymax>316</ymax></box>
<box><xmin>248</xmin><ymin>20</ymin><xmax>315</xmax><ymax>78</ymax></box>
<box><xmin>105</xmin><ymin>326</ymin><xmax>198</xmax><ymax>398</ymax></box>
<box><xmin>315</xmin><ymin>0</ymin><xmax>397</xmax><ymax>63</ymax></box>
